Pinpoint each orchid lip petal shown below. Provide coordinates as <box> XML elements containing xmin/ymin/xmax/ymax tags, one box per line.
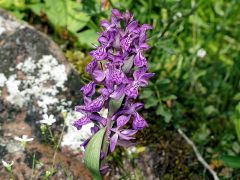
<box><xmin>118</xmin><ymin>133</ymin><xmax>135</xmax><ymax>140</ymax></box>
<box><xmin>132</xmin><ymin>112</ymin><xmax>148</xmax><ymax>130</ymax></box>
<box><xmin>93</xmin><ymin>70</ymin><xmax>106</xmax><ymax>82</ymax></box>
<box><xmin>121</xmin><ymin>129</ymin><xmax>138</xmax><ymax>136</ymax></box>
<box><xmin>110</xmin><ymin>133</ymin><xmax>119</xmax><ymax>152</ymax></box>
<box><xmin>110</xmin><ymin>84</ymin><xmax>125</xmax><ymax>100</ymax></box>
<box><xmin>116</xmin><ymin>115</ymin><xmax>131</xmax><ymax>127</ymax></box>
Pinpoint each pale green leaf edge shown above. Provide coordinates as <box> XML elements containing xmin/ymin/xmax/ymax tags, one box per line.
<box><xmin>84</xmin><ymin>128</ymin><xmax>106</xmax><ymax>180</ymax></box>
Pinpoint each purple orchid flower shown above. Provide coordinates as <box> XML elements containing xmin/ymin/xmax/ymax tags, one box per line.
<box><xmin>73</xmin><ymin>9</ymin><xmax>154</xmax><ymax>173</ymax></box>
<box><xmin>110</xmin><ymin>128</ymin><xmax>138</xmax><ymax>152</ymax></box>
<box><xmin>89</xmin><ymin>46</ymin><xmax>108</xmax><ymax>60</ymax></box>
<box><xmin>81</xmin><ymin>81</ymin><xmax>96</xmax><ymax>97</ymax></box>
<box><xmin>125</xmin><ymin>68</ymin><xmax>154</xmax><ymax>98</ymax></box>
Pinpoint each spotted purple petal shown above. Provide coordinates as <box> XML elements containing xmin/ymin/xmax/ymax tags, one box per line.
<box><xmin>85</xmin><ymin>95</ymin><xmax>105</xmax><ymax>112</ymax></box>
<box><xmin>73</xmin><ymin>116</ymin><xmax>91</xmax><ymax>130</ymax></box>
<box><xmin>134</xmin><ymin>51</ymin><xmax>147</xmax><ymax>67</ymax></box>
<box><xmin>89</xmin><ymin>46</ymin><xmax>107</xmax><ymax>60</ymax></box>
<box><xmin>132</xmin><ymin>113</ymin><xmax>148</xmax><ymax>130</ymax></box>
<box><xmin>93</xmin><ymin>69</ymin><xmax>106</xmax><ymax>82</ymax></box>
<box><xmin>110</xmin><ymin>84</ymin><xmax>125</xmax><ymax>99</ymax></box>
<box><xmin>117</xmin><ymin>115</ymin><xmax>131</xmax><ymax>127</ymax></box>
<box><xmin>81</xmin><ymin>81</ymin><xmax>96</xmax><ymax>97</ymax></box>
<box><xmin>85</xmin><ymin>60</ymin><xmax>98</xmax><ymax>74</ymax></box>
<box><xmin>120</xmin><ymin>34</ymin><xmax>137</xmax><ymax>51</ymax></box>
<box><xmin>125</xmin><ymin>83</ymin><xmax>139</xmax><ymax>99</ymax></box>
<box><xmin>112</xmin><ymin>9</ymin><xmax>122</xmax><ymax>19</ymax></box>
<box><xmin>126</xmin><ymin>20</ymin><xmax>138</xmax><ymax>33</ymax></box>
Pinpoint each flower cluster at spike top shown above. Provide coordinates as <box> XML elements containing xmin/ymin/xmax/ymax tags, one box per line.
<box><xmin>73</xmin><ymin>9</ymin><xmax>154</xmax><ymax>155</ymax></box>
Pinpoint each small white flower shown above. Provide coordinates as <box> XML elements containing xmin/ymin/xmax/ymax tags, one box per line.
<box><xmin>197</xmin><ymin>48</ymin><xmax>207</xmax><ymax>58</ymax></box>
<box><xmin>39</xmin><ymin>114</ymin><xmax>56</xmax><ymax>125</ymax></box>
<box><xmin>14</xmin><ymin>135</ymin><xmax>34</xmax><ymax>142</ymax></box>
<box><xmin>2</xmin><ymin>160</ymin><xmax>14</xmax><ymax>168</ymax></box>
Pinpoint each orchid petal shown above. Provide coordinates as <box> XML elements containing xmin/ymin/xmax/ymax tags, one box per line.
<box><xmin>116</xmin><ymin>115</ymin><xmax>131</xmax><ymax>127</ymax></box>
<box><xmin>73</xmin><ymin>116</ymin><xmax>91</xmax><ymax>130</ymax></box>
<box><xmin>110</xmin><ymin>133</ymin><xmax>119</xmax><ymax>152</ymax></box>
<box><xmin>132</xmin><ymin>113</ymin><xmax>148</xmax><ymax>130</ymax></box>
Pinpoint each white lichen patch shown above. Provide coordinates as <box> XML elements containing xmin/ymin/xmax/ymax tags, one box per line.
<box><xmin>0</xmin><ymin>73</ymin><xmax>7</xmax><ymax>87</ymax></box>
<box><xmin>61</xmin><ymin>108</ymin><xmax>108</xmax><ymax>151</ymax></box>
<box><xmin>61</xmin><ymin>111</ymin><xmax>94</xmax><ymax>151</ymax></box>
<box><xmin>4</xmin><ymin>55</ymin><xmax>68</xmax><ymax>113</ymax></box>
<box><xmin>0</xmin><ymin>16</ymin><xmax>24</xmax><ymax>36</ymax></box>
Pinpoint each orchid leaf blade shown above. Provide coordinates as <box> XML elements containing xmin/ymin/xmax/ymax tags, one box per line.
<box><xmin>84</xmin><ymin>128</ymin><xmax>106</xmax><ymax>180</ymax></box>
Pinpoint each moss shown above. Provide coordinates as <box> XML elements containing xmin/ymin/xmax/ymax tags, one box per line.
<box><xmin>65</xmin><ymin>50</ymin><xmax>91</xmax><ymax>75</ymax></box>
<box><xmin>108</xmin><ymin>125</ymin><xmax>211</xmax><ymax>179</ymax></box>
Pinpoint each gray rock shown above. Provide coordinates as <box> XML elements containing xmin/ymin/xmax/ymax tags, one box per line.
<box><xmin>0</xmin><ymin>8</ymin><xmax>91</xmax><ymax>179</ymax></box>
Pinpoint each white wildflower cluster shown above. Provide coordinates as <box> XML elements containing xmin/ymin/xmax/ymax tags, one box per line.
<box><xmin>3</xmin><ymin>55</ymin><xmax>67</xmax><ymax>113</ymax></box>
<box><xmin>14</xmin><ymin>135</ymin><xmax>34</xmax><ymax>148</ymax></box>
<box><xmin>39</xmin><ymin>114</ymin><xmax>56</xmax><ymax>126</ymax></box>
<box><xmin>14</xmin><ymin>135</ymin><xmax>34</xmax><ymax>143</ymax></box>
<box><xmin>0</xmin><ymin>16</ymin><xmax>24</xmax><ymax>35</ymax></box>
<box><xmin>1</xmin><ymin>160</ymin><xmax>14</xmax><ymax>170</ymax></box>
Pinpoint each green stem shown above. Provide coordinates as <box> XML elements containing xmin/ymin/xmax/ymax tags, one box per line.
<box><xmin>47</xmin><ymin>127</ymin><xmax>56</xmax><ymax>147</ymax></box>
<box><xmin>30</xmin><ymin>153</ymin><xmax>36</xmax><ymax>180</ymax></box>
<box><xmin>52</xmin><ymin>122</ymin><xmax>66</xmax><ymax>167</ymax></box>
<box><xmin>100</xmin><ymin>116</ymin><xmax>113</xmax><ymax>168</ymax></box>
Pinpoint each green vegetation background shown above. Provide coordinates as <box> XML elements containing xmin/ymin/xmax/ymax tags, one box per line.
<box><xmin>1</xmin><ymin>0</ymin><xmax>240</xmax><ymax>178</ymax></box>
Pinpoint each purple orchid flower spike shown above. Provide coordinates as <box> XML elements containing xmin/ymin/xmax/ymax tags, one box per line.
<box><xmin>73</xmin><ymin>9</ymin><xmax>154</xmax><ymax>174</ymax></box>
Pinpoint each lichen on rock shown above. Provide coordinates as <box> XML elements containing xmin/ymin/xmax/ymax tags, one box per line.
<box><xmin>0</xmin><ymin>8</ymin><xmax>91</xmax><ymax>179</ymax></box>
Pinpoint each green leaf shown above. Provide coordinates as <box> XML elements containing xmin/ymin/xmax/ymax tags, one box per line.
<box><xmin>44</xmin><ymin>0</ymin><xmax>67</xmax><ymax>27</ymax></box>
<box><xmin>221</xmin><ymin>155</ymin><xmax>240</xmax><ymax>168</ymax></box>
<box><xmin>84</xmin><ymin>128</ymin><xmax>106</xmax><ymax>180</ymax></box>
<box><xmin>108</xmin><ymin>95</ymin><xmax>125</xmax><ymax>117</ymax></box>
<box><xmin>141</xmin><ymin>89</ymin><xmax>153</xmax><ymax>99</ymax></box>
<box><xmin>77</xmin><ymin>29</ymin><xmax>98</xmax><ymax>48</ymax></box>
<box><xmin>44</xmin><ymin>0</ymin><xmax>89</xmax><ymax>33</ymax></box>
<box><xmin>145</xmin><ymin>98</ymin><xmax>158</xmax><ymax>109</ymax></box>
<box><xmin>161</xmin><ymin>94</ymin><xmax>177</xmax><ymax>101</ymax></box>
<box><xmin>66</xmin><ymin>1</ymin><xmax>90</xmax><ymax>33</ymax></box>
<box><xmin>0</xmin><ymin>0</ymin><xmax>13</xmax><ymax>9</ymax></box>
<box><xmin>155</xmin><ymin>78</ymin><xmax>171</xmax><ymax>85</ymax></box>
<box><xmin>156</xmin><ymin>105</ymin><xmax>172</xmax><ymax>123</ymax></box>
<box><xmin>28</xmin><ymin>3</ymin><xmax>45</xmax><ymax>16</ymax></box>
<box><xmin>233</xmin><ymin>93</ymin><xmax>240</xmax><ymax>101</ymax></box>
